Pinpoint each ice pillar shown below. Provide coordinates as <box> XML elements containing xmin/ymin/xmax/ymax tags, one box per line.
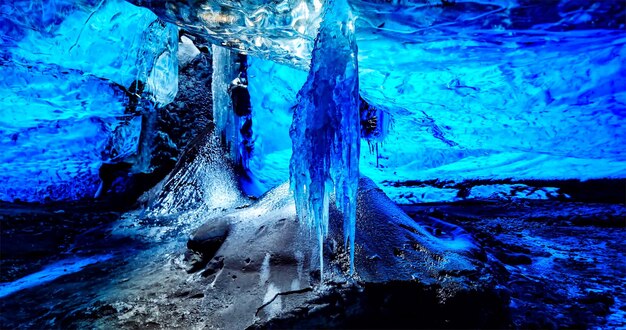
<box><xmin>289</xmin><ymin>0</ymin><xmax>360</xmax><ymax>275</ymax></box>
<box><xmin>211</xmin><ymin>45</ymin><xmax>253</xmax><ymax>166</ymax></box>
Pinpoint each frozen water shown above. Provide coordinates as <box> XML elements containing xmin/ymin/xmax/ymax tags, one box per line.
<box><xmin>127</xmin><ymin>0</ymin><xmax>324</xmax><ymax>69</ymax></box>
<box><xmin>0</xmin><ymin>0</ymin><xmax>178</xmax><ymax>202</ymax></box>
<box><xmin>356</xmin><ymin>0</ymin><xmax>626</xmax><ymax>187</ymax></box>
<box><xmin>244</xmin><ymin>0</ymin><xmax>626</xmax><ymax>204</ymax></box>
<box><xmin>0</xmin><ymin>62</ymin><xmax>129</xmax><ymax>202</ymax></box>
<box><xmin>4</xmin><ymin>0</ymin><xmax>620</xmax><ymax>235</ymax></box>
<box><xmin>248</xmin><ymin>57</ymin><xmax>307</xmax><ymax>191</ymax></box>
<box><xmin>6</xmin><ymin>0</ymin><xmax>178</xmax><ymax>106</ymax></box>
<box><xmin>0</xmin><ymin>254</ymin><xmax>113</xmax><ymax>298</ymax></box>
<box><xmin>212</xmin><ymin>45</ymin><xmax>245</xmax><ymax>163</ymax></box>
<box><xmin>289</xmin><ymin>0</ymin><xmax>360</xmax><ymax>274</ymax></box>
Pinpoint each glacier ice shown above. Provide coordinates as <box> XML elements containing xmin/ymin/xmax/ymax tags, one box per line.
<box><xmin>0</xmin><ymin>0</ymin><xmax>624</xmax><ymax>289</ymax></box>
<box><xmin>248</xmin><ymin>57</ymin><xmax>307</xmax><ymax>192</ymax></box>
<box><xmin>127</xmin><ymin>0</ymin><xmax>323</xmax><ymax>69</ymax></box>
<box><xmin>354</xmin><ymin>0</ymin><xmax>626</xmax><ymax>186</ymax></box>
<box><xmin>6</xmin><ymin>0</ymin><xmax>179</xmax><ymax>106</ymax></box>
<box><xmin>0</xmin><ymin>0</ymin><xmax>179</xmax><ymax>202</ymax></box>
<box><xmin>212</xmin><ymin>45</ymin><xmax>247</xmax><ymax>164</ymax></box>
<box><xmin>242</xmin><ymin>0</ymin><xmax>626</xmax><ymax>206</ymax></box>
<box><xmin>0</xmin><ymin>62</ymin><xmax>127</xmax><ymax>202</ymax></box>
<box><xmin>289</xmin><ymin>0</ymin><xmax>360</xmax><ymax>274</ymax></box>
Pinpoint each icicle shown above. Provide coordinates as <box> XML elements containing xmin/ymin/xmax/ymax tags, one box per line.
<box><xmin>289</xmin><ymin>0</ymin><xmax>360</xmax><ymax>276</ymax></box>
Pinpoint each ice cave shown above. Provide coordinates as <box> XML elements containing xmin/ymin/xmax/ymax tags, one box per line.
<box><xmin>0</xmin><ymin>0</ymin><xmax>625</xmax><ymax>328</ymax></box>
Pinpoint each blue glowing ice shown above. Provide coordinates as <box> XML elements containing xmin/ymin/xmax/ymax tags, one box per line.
<box><xmin>0</xmin><ymin>0</ymin><xmax>178</xmax><ymax>202</ymax></box>
<box><xmin>248</xmin><ymin>57</ymin><xmax>307</xmax><ymax>192</ymax></box>
<box><xmin>0</xmin><ymin>62</ymin><xmax>128</xmax><ymax>201</ymax></box>
<box><xmin>289</xmin><ymin>0</ymin><xmax>360</xmax><ymax>274</ymax></box>
<box><xmin>355</xmin><ymin>0</ymin><xmax>626</xmax><ymax>188</ymax></box>
<box><xmin>126</xmin><ymin>0</ymin><xmax>322</xmax><ymax>69</ymax></box>
<box><xmin>0</xmin><ymin>254</ymin><xmax>113</xmax><ymax>299</ymax></box>
<box><xmin>212</xmin><ymin>45</ymin><xmax>244</xmax><ymax>164</ymax></box>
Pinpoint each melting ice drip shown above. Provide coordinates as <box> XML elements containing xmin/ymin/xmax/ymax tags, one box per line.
<box><xmin>290</xmin><ymin>0</ymin><xmax>360</xmax><ymax>275</ymax></box>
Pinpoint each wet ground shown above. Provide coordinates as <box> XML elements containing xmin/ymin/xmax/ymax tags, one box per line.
<box><xmin>402</xmin><ymin>200</ymin><xmax>626</xmax><ymax>329</ymax></box>
<box><xmin>0</xmin><ymin>201</ymin><xmax>126</xmax><ymax>283</ymax></box>
<box><xmin>1</xmin><ymin>189</ymin><xmax>624</xmax><ymax>328</ymax></box>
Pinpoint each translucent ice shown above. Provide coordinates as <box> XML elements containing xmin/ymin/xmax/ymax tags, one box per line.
<box><xmin>248</xmin><ymin>57</ymin><xmax>307</xmax><ymax>192</ymax></box>
<box><xmin>354</xmin><ymin>0</ymin><xmax>626</xmax><ymax>187</ymax></box>
<box><xmin>212</xmin><ymin>45</ymin><xmax>246</xmax><ymax>163</ymax></box>
<box><xmin>244</xmin><ymin>0</ymin><xmax>626</xmax><ymax>206</ymax></box>
<box><xmin>0</xmin><ymin>0</ymin><xmax>178</xmax><ymax>202</ymax></box>
<box><xmin>6</xmin><ymin>0</ymin><xmax>178</xmax><ymax>106</ymax></box>
<box><xmin>127</xmin><ymin>0</ymin><xmax>324</xmax><ymax>69</ymax></box>
<box><xmin>289</xmin><ymin>0</ymin><xmax>360</xmax><ymax>274</ymax></box>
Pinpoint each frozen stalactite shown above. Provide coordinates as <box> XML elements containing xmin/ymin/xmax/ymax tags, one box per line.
<box><xmin>290</xmin><ymin>0</ymin><xmax>360</xmax><ymax>275</ymax></box>
<box><xmin>212</xmin><ymin>45</ymin><xmax>247</xmax><ymax>164</ymax></box>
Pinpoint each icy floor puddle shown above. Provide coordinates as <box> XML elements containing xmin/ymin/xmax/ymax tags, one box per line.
<box><xmin>0</xmin><ymin>254</ymin><xmax>113</xmax><ymax>298</ymax></box>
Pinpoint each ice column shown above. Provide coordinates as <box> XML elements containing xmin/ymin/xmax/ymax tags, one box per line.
<box><xmin>212</xmin><ymin>46</ymin><xmax>253</xmax><ymax>165</ymax></box>
<box><xmin>290</xmin><ymin>0</ymin><xmax>360</xmax><ymax>275</ymax></box>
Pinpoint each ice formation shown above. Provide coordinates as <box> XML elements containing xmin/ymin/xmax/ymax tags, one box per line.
<box><xmin>0</xmin><ymin>0</ymin><xmax>178</xmax><ymax>202</ymax></box>
<box><xmin>243</xmin><ymin>0</ymin><xmax>626</xmax><ymax>204</ymax></box>
<box><xmin>289</xmin><ymin>0</ymin><xmax>360</xmax><ymax>274</ymax></box>
<box><xmin>248</xmin><ymin>57</ymin><xmax>307</xmax><ymax>192</ymax></box>
<box><xmin>126</xmin><ymin>0</ymin><xmax>323</xmax><ymax>69</ymax></box>
<box><xmin>354</xmin><ymin>0</ymin><xmax>626</xmax><ymax>187</ymax></box>
<box><xmin>2</xmin><ymin>0</ymin><xmax>625</xmax><ymax>281</ymax></box>
<box><xmin>212</xmin><ymin>46</ymin><xmax>246</xmax><ymax>163</ymax></box>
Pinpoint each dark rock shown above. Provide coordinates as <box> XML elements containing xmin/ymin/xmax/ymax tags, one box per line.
<box><xmin>201</xmin><ymin>256</ymin><xmax>224</xmax><ymax>277</ymax></box>
<box><xmin>90</xmin><ymin>51</ymin><xmax>214</xmax><ymax>207</ymax></box>
<box><xmin>142</xmin><ymin>125</ymin><xmax>246</xmax><ymax>217</ymax></box>
<box><xmin>577</xmin><ymin>291</ymin><xmax>614</xmax><ymax>316</ymax></box>
<box><xmin>95</xmin><ymin>162</ymin><xmax>133</xmax><ymax>198</ymax></box>
<box><xmin>328</xmin><ymin>177</ymin><xmax>485</xmax><ymax>283</ymax></box>
<box><xmin>184</xmin><ymin>250</ymin><xmax>206</xmax><ymax>273</ymax></box>
<box><xmin>495</xmin><ymin>251</ymin><xmax>533</xmax><ymax>265</ymax></box>
<box><xmin>240</xmin><ymin>118</ymin><xmax>253</xmax><ymax>139</ymax></box>
<box><xmin>189</xmin><ymin>292</ymin><xmax>205</xmax><ymax>299</ymax></box>
<box><xmin>187</xmin><ymin>217</ymin><xmax>230</xmax><ymax>258</ymax></box>
<box><xmin>180</xmin><ymin>179</ymin><xmax>510</xmax><ymax>329</ymax></box>
<box><xmin>229</xmin><ymin>84</ymin><xmax>252</xmax><ymax>117</ymax></box>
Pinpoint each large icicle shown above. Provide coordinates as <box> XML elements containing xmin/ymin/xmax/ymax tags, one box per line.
<box><xmin>289</xmin><ymin>0</ymin><xmax>360</xmax><ymax>275</ymax></box>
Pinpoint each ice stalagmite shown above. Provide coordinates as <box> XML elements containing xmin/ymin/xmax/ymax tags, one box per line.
<box><xmin>289</xmin><ymin>0</ymin><xmax>360</xmax><ymax>275</ymax></box>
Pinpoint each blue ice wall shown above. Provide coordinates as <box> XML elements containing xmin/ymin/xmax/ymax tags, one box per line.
<box><xmin>248</xmin><ymin>57</ymin><xmax>307</xmax><ymax>192</ymax></box>
<box><xmin>355</xmin><ymin>0</ymin><xmax>626</xmax><ymax>185</ymax></box>
<box><xmin>0</xmin><ymin>0</ymin><xmax>178</xmax><ymax>202</ymax></box>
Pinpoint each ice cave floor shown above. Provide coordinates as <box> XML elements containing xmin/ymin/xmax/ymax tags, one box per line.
<box><xmin>1</xmin><ymin>129</ymin><xmax>625</xmax><ymax>329</ymax></box>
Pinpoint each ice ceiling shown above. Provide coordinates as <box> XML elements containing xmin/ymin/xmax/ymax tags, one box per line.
<box><xmin>0</xmin><ymin>0</ymin><xmax>625</xmax><ymax>203</ymax></box>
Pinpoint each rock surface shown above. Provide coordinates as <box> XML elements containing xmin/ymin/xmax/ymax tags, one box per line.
<box><xmin>402</xmin><ymin>200</ymin><xmax>626</xmax><ymax>329</ymax></box>
<box><xmin>1</xmin><ymin>141</ymin><xmax>624</xmax><ymax>328</ymax></box>
<box><xmin>179</xmin><ymin>178</ymin><xmax>509</xmax><ymax>328</ymax></box>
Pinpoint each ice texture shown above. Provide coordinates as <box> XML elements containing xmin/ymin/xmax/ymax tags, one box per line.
<box><xmin>289</xmin><ymin>0</ymin><xmax>360</xmax><ymax>274</ymax></box>
<box><xmin>0</xmin><ymin>0</ymin><xmax>178</xmax><ymax>202</ymax></box>
<box><xmin>243</xmin><ymin>0</ymin><xmax>626</xmax><ymax>205</ymax></box>
<box><xmin>248</xmin><ymin>57</ymin><xmax>307</xmax><ymax>192</ymax></box>
<box><xmin>354</xmin><ymin>0</ymin><xmax>626</xmax><ymax>187</ymax></box>
<box><xmin>212</xmin><ymin>45</ymin><xmax>245</xmax><ymax>163</ymax></box>
<box><xmin>5</xmin><ymin>0</ymin><xmax>179</xmax><ymax>106</ymax></box>
<box><xmin>126</xmin><ymin>0</ymin><xmax>323</xmax><ymax>69</ymax></box>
